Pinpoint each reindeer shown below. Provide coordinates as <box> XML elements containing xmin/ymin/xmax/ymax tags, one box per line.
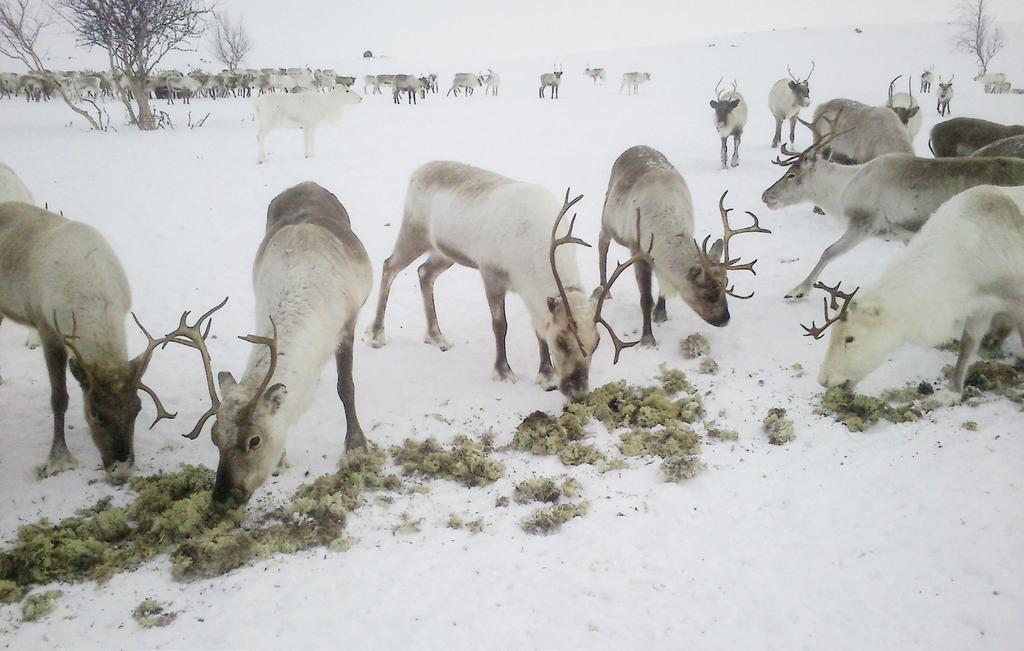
<box><xmin>447</xmin><ymin>73</ymin><xmax>481</xmax><ymax>97</ymax></box>
<box><xmin>0</xmin><ymin>162</ymin><xmax>34</xmax><ymax>204</ymax></box>
<box><xmin>761</xmin><ymin>137</ymin><xmax>1024</xmax><ymax>299</ymax></box>
<box><xmin>972</xmin><ymin>135</ymin><xmax>1024</xmax><ymax>159</ymax></box>
<box><xmin>936</xmin><ymin>76</ymin><xmax>954</xmax><ymax>116</ymax></box>
<box><xmin>885</xmin><ymin>75</ymin><xmax>922</xmax><ymax>139</ymax></box>
<box><xmin>769</xmin><ymin>62</ymin><xmax>814</xmax><ymax>148</ymax></box>
<box><xmin>929</xmin><ymin>118</ymin><xmax>1024</xmax><ymax>157</ymax></box>
<box><xmin>710</xmin><ymin>78</ymin><xmax>748</xmax><ymax>169</ymax></box>
<box><xmin>165</xmin><ymin>183</ymin><xmax>372</xmax><ymax>508</ymax></box>
<box><xmin>256</xmin><ymin>85</ymin><xmax>362</xmax><ymax>164</ymax></box>
<box><xmin>807</xmin><ymin>185</ymin><xmax>1024</xmax><ymax>407</ymax></box>
<box><xmin>368</xmin><ymin>162</ymin><xmax>647</xmax><ymax>398</ymax></box>
<box><xmin>975</xmin><ymin>71</ymin><xmax>1007</xmax><ymax>93</ymax></box>
<box><xmin>802</xmin><ymin>100</ymin><xmax>913</xmax><ymax>165</ymax></box>
<box><xmin>539</xmin><ymin>67</ymin><xmax>563</xmax><ymax>99</ymax></box>
<box><xmin>482</xmin><ymin>69</ymin><xmax>500</xmax><ymax>96</ymax></box>
<box><xmin>362</xmin><ymin>74</ymin><xmax>378</xmax><ymax>95</ymax></box>
<box><xmin>584</xmin><ymin>66</ymin><xmax>606</xmax><ymax>85</ymax></box>
<box><xmin>620</xmin><ymin>72</ymin><xmax>651</xmax><ymax>95</ymax></box>
<box><xmin>392</xmin><ymin>74</ymin><xmax>427</xmax><ymax>104</ymax></box>
<box><xmin>599</xmin><ymin>146</ymin><xmax>769</xmax><ymax>345</ymax></box>
<box><xmin>920</xmin><ymin>67</ymin><xmax>934</xmax><ymax>93</ymax></box>
<box><xmin>0</xmin><ymin>203</ymin><xmax>177</xmax><ymax>479</ymax></box>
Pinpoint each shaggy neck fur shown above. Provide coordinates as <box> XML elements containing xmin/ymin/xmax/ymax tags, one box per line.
<box><xmin>802</xmin><ymin>160</ymin><xmax>861</xmax><ymax>216</ymax></box>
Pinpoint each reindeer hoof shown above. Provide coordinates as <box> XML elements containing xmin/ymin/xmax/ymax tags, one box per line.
<box><xmin>536</xmin><ymin>372</ymin><xmax>557</xmax><ymax>391</ymax></box>
<box><xmin>924</xmin><ymin>389</ymin><xmax>963</xmax><ymax>410</ymax></box>
<box><xmin>425</xmin><ymin>334</ymin><xmax>451</xmax><ymax>350</ymax></box>
<box><xmin>366</xmin><ymin>328</ymin><xmax>386</xmax><ymax>348</ymax></box>
<box><xmin>730</xmin><ymin>159</ymin><xmax>740</xmax><ymax>168</ymax></box>
<box><xmin>640</xmin><ymin>335</ymin><xmax>657</xmax><ymax>348</ymax></box>
<box><xmin>784</xmin><ymin>288</ymin><xmax>810</xmax><ymax>301</ymax></box>
<box><xmin>493</xmin><ymin>367</ymin><xmax>517</xmax><ymax>383</ymax></box>
<box><xmin>39</xmin><ymin>451</ymin><xmax>79</xmax><ymax>478</ymax></box>
<box><xmin>24</xmin><ymin>330</ymin><xmax>41</xmax><ymax>349</ymax></box>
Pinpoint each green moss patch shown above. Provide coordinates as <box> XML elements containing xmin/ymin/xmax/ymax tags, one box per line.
<box><xmin>817</xmin><ymin>385</ymin><xmax>927</xmax><ymax>432</ymax></box>
<box><xmin>680</xmin><ymin>333</ymin><xmax>711</xmax><ymax>359</ymax></box>
<box><xmin>698</xmin><ymin>357</ymin><xmax>719</xmax><ymax>375</ymax></box>
<box><xmin>512</xmin><ymin>477</ymin><xmax>581</xmax><ymax>504</ymax></box>
<box><xmin>391</xmin><ymin>435</ymin><xmax>505</xmax><ymax>486</ymax></box>
<box><xmin>521</xmin><ymin>502</ymin><xmax>589</xmax><ymax>535</ymax></box>
<box><xmin>620</xmin><ymin>423</ymin><xmax>704</xmax><ymax>481</ymax></box>
<box><xmin>763</xmin><ymin>408</ymin><xmax>795</xmax><ymax>445</ymax></box>
<box><xmin>446</xmin><ymin>514</ymin><xmax>484</xmax><ymax>533</ymax></box>
<box><xmin>0</xmin><ymin>580</ymin><xmax>21</xmax><ymax>604</ymax></box>
<box><xmin>579</xmin><ymin>379</ymin><xmax>702</xmax><ymax>430</ymax></box>
<box><xmin>960</xmin><ymin>360</ymin><xmax>1024</xmax><ymax>401</ymax></box>
<box><xmin>21</xmin><ymin>590</ymin><xmax>62</xmax><ymax>622</ymax></box>
<box><xmin>133</xmin><ymin>598</ymin><xmax>177</xmax><ymax>628</ymax></box>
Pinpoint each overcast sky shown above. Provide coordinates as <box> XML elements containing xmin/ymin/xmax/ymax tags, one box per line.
<box><xmin>20</xmin><ymin>0</ymin><xmax>1024</xmax><ymax>69</ymax></box>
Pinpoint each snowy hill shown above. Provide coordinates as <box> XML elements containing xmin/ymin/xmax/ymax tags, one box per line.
<box><xmin>1</xmin><ymin>21</ymin><xmax>1023</xmax><ymax>650</ymax></box>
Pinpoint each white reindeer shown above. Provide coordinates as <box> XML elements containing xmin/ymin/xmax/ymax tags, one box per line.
<box><xmin>975</xmin><ymin>72</ymin><xmax>1007</xmax><ymax>93</ymax></box>
<box><xmin>769</xmin><ymin>62</ymin><xmax>814</xmax><ymax>148</ymax></box>
<box><xmin>710</xmin><ymin>78</ymin><xmax>748</xmax><ymax>168</ymax></box>
<box><xmin>920</xmin><ymin>67</ymin><xmax>934</xmax><ymax>93</ymax></box>
<box><xmin>599</xmin><ymin>146</ymin><xmax>769</xmax><ymax>346</ymax></box>
<box><xmin>937</xmin><ymin>76</ymin><xmax>954</xmax><ymax>116</ymax></box>
<box><xmin>620</xmin><ymin>72</ymin><xmax>651</xmax><ymax>95</ymax></box>
<box><xmin>885</xmin><ymin>75</ymin><xmax>922</xmax><ymax>139</ymax></box>
<box><xmin>255</xmin><ymin>86</ymin><xmax>362</xmax><ymax>164</ymax></box>
<box><xmin>446</xmin><ymin>73</ymin><xmax>481</xmax><ymax>97</ymax></box>
<box><xmin>762</xmin><ymin>139</ymin><xmax>1024</xmax><ymax>299</ymax></box>
<box><xmin>392</xmin><ymin>74</ymin><xmax>427</xmax><ymax>104</ymax></box>
<box><xmin>539</xmin><ymin>67</ymin><xmax>563</xmax><ymax>99</ymax></box>
<box><xmin>802</xmin><ymin>99</ymin><xmax>913</xmax><ymax>165</ymax></box>
<box><xmin>0</xmin><ymin>202</ymin><xmax>176</xmax><ymax>478</ymax></box>
<box><xmin>810</xmin><ymin>185</ymin><xmax>1024</xmax><ymax>407</ymax></box>
<box><xmin>482</xmin><ymin>69</ymin><xmax>500</xmax><ymax>96</ymax></box>
<box><xmin>166</xmin><ymin>182</ymin><xmax>372</xmax><ymax>508</ymax></box>
<box><xmin>369</xmin><ymin>161</ymin><xmax>645</xmax><ymax>398</ymax></box>
<box><xmin>584</xmin><ymin>66</ymin><xmax>606</xmax><ymax>85</ymax></box>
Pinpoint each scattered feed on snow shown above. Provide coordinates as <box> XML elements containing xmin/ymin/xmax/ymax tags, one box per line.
<box><xmin>21</xmin><ymin>590</ymin><xmax>62</xmax><ymax>622</ymax></box>
<box><xmin>962</xmin><ymin>421</ymin><xmax>979</xmax><ymax>431</ymax></box>
<box><xmin>391</xmin><ymin>512</ymin><xmax>423</xmax><ymax>536</ymax></box>
<box><xmin>521</xmin><ymin>502</ymin><xmax>590</xmax><ymax>535</ymax></box>
<box><xmin>132</xmin><ymin>598</ymin><xmax>177</xmax><ymax>628</ymax></box>
<box><xmin>705</xmin><ymin>423</ymin><xmax>740</xmax><ymax>441</ymax></box>
<box><xmin>763</xmin><ymin>408</ymin><xmax>795</xmax><ymax>445</ymax></box>
<box><xmin>446</xmin><ymin>514</ymin><xmax>484</xmax><ymax>533</ymax></box>
<box><xmin>391</xmin><ymin>435</ymin><xmax>505</xmax><ymax>486</ymax></box>
<box><xmin>511</xmin><ymin>411</ymin><xmax>605</xmax><ymax>466</ymax></box>
<box><xmin>512</xmin><ymin>477</ymin><xmax>581</xmax><ymax>504</ymax></box>
<box><xmin>679</xmin><ymin>333</ymin><xmax>711</xmax><ymax>359</ymax></box>
<box><xmin>959</xmin><ymin>359</ymin><xmax>1024</xmax><ymax>402</ymax></box>
<box><xmin>620</xmin><ymin>423</ymin><xmax>705</xmax><ymax>481</ymax></box>
<box><xmin>698</xmin><ymin>357</ymin><xmax>719</xmax><ymax>375</ymax></box>
<box><xmin>0</xmin><ymin>580</ymin><xmax>21</xmax><ymax>604</ymax></box>
<box><xmin>818</xmin><ymin>385</ymin><xmax>924</xmax><ymax>432</ymax></box>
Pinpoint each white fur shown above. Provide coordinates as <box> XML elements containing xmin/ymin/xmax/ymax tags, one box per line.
<box><xmin>0</xmin><ymin>163</ymin><xmax>35</xmax><ymax>204</ymax></box>
<box><xmin>769</xmin><ymin>78</ymin><xmax>809</xmax><ymax>121</ymax></box>
<box><xmin>620</xmin><ymin>72</ymin><xmax>651</xmax><ymax>95</ymax></box>
<box><xmin>584</xmin><ymin>67</ymin><xmax>606</xmax><ymax>85</ymax></box>
<box><xmin>811</xmin><ymin>99</ymin><xmax>914</xmax><ymax>163</ymax></box>
<box><xmin>817</xmin><ymin>185</ymin><xmax>1024</xmax><ymax>395</ymax></box>
<box><xmin>255</xmin><ymin>86</ymin><xmax>362</xmax><ymax>163</ymax></box>
<box><xmin>483</xmin><ymin>70</ymin><xmax>500</xmax><ymax>96</ymax></box>
<box><xmin>886</xmin><ymin>91</ymin><xmax>922</xmax><ymax>138</ymax></box>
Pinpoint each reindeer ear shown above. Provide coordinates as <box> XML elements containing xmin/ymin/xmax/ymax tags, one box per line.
<box><xmin>546</xmin><ymin>297</ymin><xmax>560</xmax><ymax>313</ymax></box>
<box><xmin>907</xmin><ymin>106</ymin><xmax>920</xmax><ymax>119</ymax></box>
<box><xmin>709</xmin><ymin>238</ymin><xmax>724</xmax><ymax>262</ymax></box>
<box><xmin>709</xmin><ymin>100</ymin><xmax>719</xmax><ymax>109</ymax></box>
<box><xmin>262</xmin><ymin>383</ymin><xmax>287</xmax><ymax>412</ymax></box>
<box><xmin>218</xmin><ymin>371</ymin><xmax>238</xmax><ymax>393</ymax></box>
<box><xmin>729</xmin><ymin>99</ymin><xmax>740</xmax><ymax>109</ymax></box>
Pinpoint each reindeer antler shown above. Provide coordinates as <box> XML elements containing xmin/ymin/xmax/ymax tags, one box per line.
<box><xmin>162</xmin><ymin>297</ymin><xmax>229</xmax><ymax>439</ymax></box>
<box><xmin>714</xmin><ymin>76</ymin><xmax>724</xmax><ymax>100</ymax></box>
<box><xmin>787</xmin><ymin>64</ymin><xmax>797</xmax><ymax>82</ymax></box>
<box><xmin>806</xmin><ymin>60</ymin><xmax>815</xmax><ymax>80</ymax></box>
<box><xmin>130</xmin><ymin>313</ymin><xmax>177</xmax><ymax>429</ymax></box>
<box><xmin>549</xmin><ymin>188</ymin><xmax>591</xmax><ymax>356</ymax></box>
<box><xmin>800</xmin><ymin>281</ymin><xmax>859</xmax><ymax>339</ymax></box>
<box><xmin>592</xmin><ymin>208</ymin><xmax>654</xmax><ymax>364</ymax></box>
<box><xmin>774</xmin><ymin>108</ymin><xmax>853</xmax><ymax>166</ymax></box>
<box><xmin>888</xmin><ymin>75</ymin><xmax>902</xmax><ymax>103</ymax></box>
<box><xmin>238</xmin><ymin>317</ymin><xmax>279</xmax><ymax>418</ymax></box>
<box><xmin>53</xmin><ymin>311</ymin><xmax>95</xmax><ymax>388</ymax></box>
<box><xmin>693</xmin><ymin>191</ymin><xmax>772</xmax><ymax>299</ymax></box>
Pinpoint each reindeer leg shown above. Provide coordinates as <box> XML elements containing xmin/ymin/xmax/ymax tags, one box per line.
<box><xmin>653</xmin><ymin>296</ymin><xmax>668</xmax><ymax>323</ymax></box>
<box><xmin>40</xmin><ymin>336</ymin><xmax>78</xmax><ymax>476</ymax></box>
<box><xmin>785</xmin><ymin>223</ymin><xmax>870</xmax><ymax>300</ymax></box>
<box><xmin>731</xmin><ymin>132</ymin><xmax>742</xmax><ymax>168</ymax></box>
<box><xmin>303</xmin><ymin>126</ymin><xmax>315</xmax><ymax>159</ymax></box>
<box><xmin>788</xmin><ymin>116</ymin><xmax>798</xmax><ymax>145</ymax></box>
<box><xmin>634</xmin><ymin>258</ymin><xmax>657</xmax><ymax>347</ymax></box>
<box><xmin>368</xmin><ymin>225</ymin><xmax>428</xmax><ymax>347</ymax></box>
<box><xmin>0</xmin><ymin>315</ymin><xmax>4</xmax><ymax>384</ymax></box>
<box><xmin>536</xmin><ymin>335</ymin><xmax>556</xmax><ymax>390</ymax></box>
<box><xmin>482</xmin><ymin>269</ymin><xmax>516</xmax><ymax>382</ymax></box>
<box><xmin>336</xmin><ymin>318</ymin><xmax>368</xmax><ymax>452</ymax></box>
<box><xmin>720</xmin><ymin>136</ymin><xmax>728</xmax><ymax>169</ymax></box>
<box><xmin>257</xmin><ymin>128</ymin><xmax>268</xmax><ymax>164</ymax></box>
<box><xmin>930</xmin><ymin>314</ymin><xmax>991</xmax><ymax>408</ymax></box>
<box><xmin>771</xmin><ymin>118</ymin><xmax>783</xmax><ymax>148</ymax></box>
<box><xmin>597</xmin><ymin>228</ymin><xmax>611</xmax><ymax>291</ymax></box>
<box><xmin>418</xmin><ymin>254</ymin><xmax>455</xmax><ymax>349</ymax></box>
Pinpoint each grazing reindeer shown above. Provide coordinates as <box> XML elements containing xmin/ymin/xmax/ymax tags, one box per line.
<box><xmin>0</xmin><ymin>203</ymin><xmax>176</xmax><ymax>478</ymax></box>
<box><xmin>761</xmin><ymin>137</ymin><xmax>1024</xmax><ymax>299</ymax></box>
<box><xmin>972</xmin><ymin>135</ymin><xmax>1024</xmax><ymax>159</ymax></box>
<box><xmin>256</xmin><ymin>85</ymin><xmax>362</xmax><ymax>164</ymax></box>
<box><xmin>599</xmin><ymin>146</ymin><xmax>770</xmax><ymax>345</ymax></box>
<box><xmin>929</xmin><ymin>118</ymin><xmax>1024</xmax><ymax>157</ymax></box>
<box><xmin>620</xmin><ymin>72</ymin><xmax>651</xmax><ymax>95</ymax></box>
<box><xmin>769</xmin><ymin>62</ymin><xmax>814</xmax><ymax>148</ymax></box>
<box><xmin>539</xmin><ymin>66</ymin><xmax>563</xmax><ymax>99</ymax></box>
<box><xmin>808</xmin><ymin>185</ymin><xmax>1024</xmax><ymax>406</ymax></box>
<box><xmin>482</xmin><ymin>69</ymin><xmax>500</xmax><ymax>96</ymax></box>
<box><xmin>447</xmin><ymin>73</ymin><xmax>482</xmax><ymax>97</ymax></box>
<box><xmin>885</xmin><ymin>75</ymin><xmax>922</xmax><ymax>139</ymax></box>
<box><xmin>936</xmin><ymin>76</ymin><xmax>954</xmax><ymax>116</ymax></box>
<box><xmin>804</xmin><ymin>100</ymin><xmax>913</xmax><ymax>165</ymax></box>
<box><xmin>975</xmin><ymin>72</ymin><xmax>1007</xmax><ymax>93</ymax></box>
<box><xmin>369</xmin><ymin>162</ymin><xmax>646</xmax><ymax>398</ymax></box>
<box><xmin>710</xmin><ymin>78</ymin><xmax>748</xmax><ymax>169</ymax></box>
<box><xmin>0</xmin><ymin>162</ymin><xmax>34</xmax><ymax>204</ymax></box>
<box><xmin>920</xmin><ymin>67</ymin><xmax>934</xmax><ymax>93</ymax></box>
<box><xmin>584</xmin><ymin>66</ymin><xmax>606</xmax><ymax>85</ymax></box>
<box><xmin>168</xmin><ymin>183</ymin><xmax>372</xmax><ymax>508</ymax></box>
<box><xmin>392</xmin><ymin>74</ymin><xmax>427</xmax><ymax>104</ymax></box>
<box><xmin>362</xmin><ymin>74</ymin><xmax>378</xmax><ymax>95</ymax></box>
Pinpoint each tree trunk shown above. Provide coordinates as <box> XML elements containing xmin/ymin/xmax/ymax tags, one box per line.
<box><xmin>131</xmin><ymin>78</ymin><xmax>156</xmax><ymax>130</ymax></box>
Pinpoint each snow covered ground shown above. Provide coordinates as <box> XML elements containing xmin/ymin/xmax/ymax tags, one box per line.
<box><xmin>2</xmin><ymin>21</ymin><xmax>1024</xmax><ymax>650</ymax></box>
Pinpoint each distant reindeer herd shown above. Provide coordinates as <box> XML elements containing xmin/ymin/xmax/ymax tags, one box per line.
<box><xmin>2</xmin><ymin>53</ymin><xmax>1023</xmax><ymax>509</ymax></box>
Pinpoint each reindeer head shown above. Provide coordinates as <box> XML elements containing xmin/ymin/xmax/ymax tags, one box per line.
<box><xmin>59</xmin><ymin>312</ymin><xmax>176</xmax><ymax>480</ymax></box>
<box><xmin>787</xmin><ymin>61</ymin><xmax>814</xmax><ymax>106</ymax></box>
<box><xmin>886</xmin><ymin>75</ymin><xmax>920</xmax><ymax>126</ymax></box>
<box><xmin>938</xmin><ymin>76</ymin><xmax>954</xmax><ymax>95</ymax></box>
<box><xmin>762</xmin><ymin>117</ymin><xmax>850</xmax><ymax>209</ymax></box>
<box><xmin>799</xmin><ymin>282</ymin><xmax>895</xmax><ymax>388</ymax></box>
<box><xmin>710</xmin><ymin>77</ymin><xmax>741</xmax><ymax>129</ymax></box>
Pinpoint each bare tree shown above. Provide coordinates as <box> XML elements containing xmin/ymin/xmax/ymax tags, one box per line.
<box><xmin>0</xmin><ymin>0</ymin><xmax>103</xmax><ymax>129</ymax></box>
<box><xmin>953</xmin><ymin>0</ymin><xmax>1005</xmax><ymax>75</ymax></box>
<box><xmin>208</xmin><ymin>11</ymin><xmax>251</xmax><ymax>71</ymax></box>
<box><xmin>56</xmin><ymin>0</ymin><xmax>211</xmax><ymax>131</ymax></box>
